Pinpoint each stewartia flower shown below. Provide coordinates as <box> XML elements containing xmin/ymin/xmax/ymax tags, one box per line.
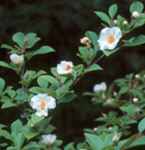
<box><xmin>98</xmin><ymin>27</ymin><xmax>122</xmax><ymax>51</ymax></box>
<box><xmin>41</xmin><ymin>134</ymin><xmax>56</xmax><ymax>145</ymax></box>
<box><xmin>10</xmin><ymin>53</ymin><xmax>24</xmax><ymax>65</ymax></box>
<box><xmin>57</xmin><ymin>61</ymin><xmax>73</xmax><ymax>75</ymax></box>
<box><xmin>30</xmin><ymin>94</ymin><xmax>56</xmax><ymax>117</ymax></box>
<box><xmin>132</xmin><ymin>11</ymin><xmax>140</xmax><ymax>18</ymax></box>
<box><xmin>93</xmin><ymin>82</ymin><xmax>107</xmax><ymax>92</ymax></box>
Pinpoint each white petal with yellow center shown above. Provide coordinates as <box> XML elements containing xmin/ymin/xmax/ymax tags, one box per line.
<box><xmin>30</xmin><ymin>93</ymin><xmax>56</xmax><ymax>117</ymax></box>
<box><xmin>98</xmin><ymin>27</ymin><xmax>122</xmax><ymax>51</ymax></box>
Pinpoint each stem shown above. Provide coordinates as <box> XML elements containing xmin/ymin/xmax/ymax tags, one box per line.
<box><xmin>19</xmin><ymin>61</ymin><xmax>27</xmax><ymax>91</ymax></box>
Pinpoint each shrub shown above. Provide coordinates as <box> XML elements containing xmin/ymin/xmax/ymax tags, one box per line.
<box><xmin>1</xmin><ymin>1</ymin><xmax>145</xmax><ymax>150</ymax></box>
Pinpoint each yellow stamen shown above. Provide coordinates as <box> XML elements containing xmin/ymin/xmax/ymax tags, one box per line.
<box><xmin>40</xmin><ymin>99</ymin><xmax>47</xmax><ymax>110</ymax></box>
<box><xmin>65</xmin><ymin>64</ymin><xmax>72</xmax><ymax>71</ymax></box>
<box><xmin>106</xmin><ymin>34</ymin><xmax>115</xmax><ymax>44</ymax></box>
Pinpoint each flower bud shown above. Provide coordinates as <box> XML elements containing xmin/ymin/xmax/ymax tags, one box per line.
<box><xmin>113</xmin><ymin>20</ymin><xmax>117</xmax><ymax>24</ymax></box>
<box><xmin>123</xmin><ymin>20</ymin><xmax>128</xmax><ymax>25</ymax></box>
<box><xmin>80</xmin><ymin>37</ymin><xmax>91</xmax><ymax>48</ymax></box>
<box><xmin>133</xmin><ymin>97</ymin><xmax>139</xmax><ymax>103</ymax></box>
<box><xmin>132</xmin><ymin>11</ymin><xmax>140</xmax><ymax>18</ymax></box>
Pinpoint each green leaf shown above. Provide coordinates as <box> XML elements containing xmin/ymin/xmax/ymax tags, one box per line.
<box><xmin>10</xmin><ymin>120</ymin><xmax>25</xmax><ymax>149</ymax></box>
<box><xmin>22</xmin><ymin>142</ymin><xmax>42</xmax><ymax>150</ymax></box>
<box><xmin>0</xmin><ymin>128</ymin><xmax>11</xmax><ymax>141</ymax></box>
<box><xmin>11</xmin><ymin>120</ymin><xmax>23</xmax><ymax>134</ymax></box>
<box><xmin>138</xmin><ymin>117</ymin><xmax>145</xmax><ymax>133</ymax></box>
<box><xmin>85</xmin><ymin>133</ymin><xmax>104</xmax><ymax>150</ymax></box>
<box><xmin>95</xmin><ymin>11</ymin><xmax>111</xmax><ymax>25</ymax></box>
<box><xmin>5</xmin><ymin>87</ymin><xmax>16</xmax><ymax>98</ymax></box>
<box><xmin>124</xmin><ymin>35</ymin><xmax>145</xmax><ymax>47</ymax></box>
<box><xmin>29</xmin><ymin>87</ymin><xmax>53</xmax><ymax>94</ymax></box>
<box><xmin>120</xmin><ymin>135</ymin><xmax>145</xmax><ymax>149</ymax></box>
<box><xmin>0</xmin><ymin>61</ymin><xmax>16</xmax><ymax>70</ymax></box>
<box><xmin>56</xmin><ymin>80</ymin><xmax>73</xmax><ymax>99</ymax></box>
<box><xmin>120</xmin><ymin>104</ymin><xmax>139</xmax><ymax>116</ymax></box>
<box><xmin>1</xmin><ymin>44</ymin><xmax>16</xmax><ymax>51</ymax></box>
<box><xmin>108</xmin><ymin>4</ymin><xmax>118</xmax><ymax>18</ymax></box>
<box><xmin>37</xmin><ymin>75</ymin><xmax>59</xmax><ymax>88</ymax></box>
<box><xmin>130</xmin><ymin>1</ymin><xmax>144</xmax><ymax>13</ymax></box>
<box><xmin>73</xmin><ymin>64</ymin><xmax>84</xmax><ymax>78</ymax></box>
<box><xmin>1</xmin><ymin>101</ymin><xmax>16</xmax><ymax>109</ymax></box>
<box><xmin>127</xmin><ymin>136</ymin><xmax>145</xmax><ymax>148</ymax></box>
<box><xmin>0</xmin><ymin>78</ymin><xmax>5</xmax><ymax>94</ymax></box>
<box><xmin>25</xmin><ymin>33</ymin><xmax>40</xmax><ymax>48</ymax></box>
<box><xmin>78</xmin><ymin>47</ymin><xmax>96</xmax><ymax>65</ymax></box>
<box><xmin>85</xmin><ymin>64</ymin><xmax>102</xmax><ymax>73</ymax></box>
<box><xmin>102</xmin><ymin>48</ymin><xmax>119</xmax><ymax>56</ymax></box>
<box><xmin>15</xmin><ymin>89</ymin><xmax>28</xmax><ymax>102</ymax></box>
<box><xmin>64</xmin><ymin>143</ymin><xmax>75</xmax><ymax>150</ymax></box>
<box><xmin>85</xmin><ymin>31</ymin><xmax>98</xmax><ymax>49</ymax></box>
<box><xmin>33</xmin><ymin>46</ymin><xmax>55</xmax><ymax>56</ymax></box>
<box><xmin>132</xmin><ymin>14</ymin><xmax>145</xmax><ymax>29</ymax></box>
<box><xmin>23</xmin><ymin>127</ymin><xmax>38</xmax><ymax>140</ymax></box>
<box><xmin>58</xmin><ymin>92</ymin><xmax>77</xmax><ymax>104</ymax></box>
<box><xmin>27</xmin><ymin>114</ymin><xmax>44</xmax><ymax>127</ymax></box>
<box><xmin>12</xmin><ymin>32</ymin><xmax>25</xmax><ymax>48</ymax></box>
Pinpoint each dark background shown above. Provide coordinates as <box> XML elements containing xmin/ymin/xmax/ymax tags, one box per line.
<box><xmin>0</xmin><ymin>0</ymin><xmax>145</xmax><ymax>146</ymax></box>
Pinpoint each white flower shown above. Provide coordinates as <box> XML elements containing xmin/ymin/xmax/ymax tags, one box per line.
<box><xmin>10</xmin><ymin>53</ymin><xmax>24</xmax><ymax>65</ymax></box>
<box><xmin>41</xmin><ymin>134</ymin><xmax>56</xmax><ymax>145</ymax></box>
<box><xmin>57</xmin><ymin>61</ymin><xmax>73</xmax><ymax>75</ymax></box>
<box><xmin>132</xmin><ymin>11</ymin><xmax>140</xmax><ymax>18</ymax></box>
<box><xmin>98</xmin><ymin>27</ymin><xmax>122</xmax><ymax>51</ymax></box>
<box><xmin>93</xmin><ymin>82</ymin><xmax>107</xmax><ymax>92</ymax></box>
<box><xmin>30</xmin><ymin>94</ymin><xmax>56</xmax><ymax>117</ymax></box>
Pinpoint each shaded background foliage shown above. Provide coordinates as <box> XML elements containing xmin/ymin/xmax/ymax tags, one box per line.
<box><xmin>0</xmin><ymin>0</ymin><xmax>145</xmax><ymax>145</ymax></box>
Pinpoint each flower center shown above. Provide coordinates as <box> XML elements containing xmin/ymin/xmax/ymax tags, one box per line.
<box><xmin>65</xmin><ymin>64</ymin><xmax>72</xmax><ymax>71</ymax></box>
<box><xmin>40</xmin><ymin>99</ymin><xmax>47</xmax><ymax>110</ymax></box>
<box><xmin>106</xmin><ymin>34</ymin><xmax>115</xmax><ymax>44</ymax></box>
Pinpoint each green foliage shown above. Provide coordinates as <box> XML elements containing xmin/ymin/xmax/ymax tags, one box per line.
<box><xmin>33</xmin><ymin>46</ymin><xmax>55</xmax><ymax>56</ymax></box>
<box><xmin>138</xmin><ymin>117</ymin><xmax>145</xmax><ymax>133</ymax></box>
<box><xmin>124</xmin><ymin>35</ymin><xmax>145</xmax><ymax>47</ymax></box>
<box><xmin>1</xmin><ymin>1</ymin><xmax>145</xmax><ymax>150</ymax></box>
<box><xmin>95</xmin><ymin>11</ymin><xmax>111</xmax><ymax>25</ymax></box>
<box><xmin>108</xmin><ymin>4</ymin><xmax>118</xmax><ymax>18</ymax></box>
<box><xmin>0</xmin><ymin>77</ymin><xmax>5</xmax><ymax>94</ymax></box>
<box><xmin>129</xmin><ymin>1</ymin><xmax>144</xmax><ymax>13</ymax></box>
